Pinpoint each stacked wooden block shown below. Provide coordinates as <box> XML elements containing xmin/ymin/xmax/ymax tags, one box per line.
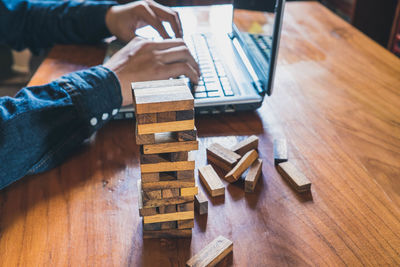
<box><xmin>132</xmin><ymin>79</ymin><xmax>198</xmax><ymax>239</ymax></box>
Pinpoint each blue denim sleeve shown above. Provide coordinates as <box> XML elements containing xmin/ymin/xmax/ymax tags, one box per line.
<box><xmin>0</xmin><ymin>66</ymin><xmax>122</xmax><ymax>190</ymax></box>
<box><xmin>0</xmin><ymin>0</ymin><xmax>116</xmax><ymax>53</ymax></box>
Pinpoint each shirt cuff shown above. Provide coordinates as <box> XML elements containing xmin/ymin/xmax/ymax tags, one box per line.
<box><xmin>56</xmin><ymin>65</ymin><xmax>122</xmax><ymax>130</ymax></box>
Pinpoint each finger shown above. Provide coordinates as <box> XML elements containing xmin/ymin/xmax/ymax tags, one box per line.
<box><xmin>140</xmin><ymin>3</ymin><xmax>171</xmax><ymax>39</ymax></box>
<box><xmin>157</xmin><ymin>46</ymin><xmax>200</xmax><ymax>75</ymax></box>
<box><xmin>148</xmin><ymin>2</ymin><xmax>183</xmax><ymax>38</ymax></box>
<box><xmin>160</xmin><ymin>62</ymin><xmax>199</xmax><ymax>84</ymax></box>
<box><xmin>142</xmin><ymin>38</ymin><xmax>186</xmax><ymax>51</ymax></box>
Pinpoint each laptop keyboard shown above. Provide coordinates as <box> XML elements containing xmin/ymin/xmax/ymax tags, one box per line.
<box><xmin>186</xmin><ymin>34</ymin><xmax>234</xmax><ymax>99</ymax></box>
<box><xmin>249</xmin><ymin>34</ymin><xmax>272</xmax><ymax>62</ymax></box>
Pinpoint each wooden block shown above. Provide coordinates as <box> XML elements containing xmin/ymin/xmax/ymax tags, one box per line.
<box><xmin>137</xmin><ymin>113</ymin><xmax>157</xmax><ymax>124</ymax></box>
<box><xmin>137</xmin><ymin>180</ymin><xmax>158</xmax><ymax>216</ymax></box>
<box><xmin>162</xmin><ymin>188</ymin><xmax>180</xmax><ymax>198</ymax></box>
<box><xmin>159</xmin><ymin>204</ymin><xmax>177</xmax><ymax>214</ymax></box>
<box><xmin>157</xmin><ymin>111</ymin><xmax>176</xmax><ymax>122</ymax></box>
<box><xmin>180</xmin><ymin>187</ymin><xmax>198</xmax><ymax>197</ymax></box>
<box><xmin>159</xmin><ymin>171</ymin><xmax>178</xmax><ymax>181</ymax></box>
<box><xmin>244</xmin><ymin>159</ymin><xmax>263</xmax><ymax>193</ymax></box>
<box><xmin>170</xmin><ymin>151</ymin><xmax>189</xmax><ymax>162</ymax></box>
<box><xmin>141</xmin><ymin>161</ymin><xmax>195</xmax><ymax>173</ymax></box>
<box><xmin>143</xmin><ymin>211</ymin><xmax>194</xmax><ymax>224</ymax></box>
<box><xmin>143</xmin><ymin>190</ymin><xmax>162</xmax><ymax>201</ymax></box>
<box><xmin>132</xmin><ymin>82</ymin><xmax>194</xmax><ymax>114</ymax></box>
<box><xmin>276</xmin><ymin>161</ymin><xmax>311</xmax><ymax>192</ymax></box>
<box><xmin>135</xmin><ymin>123</ymin><xmax>155</xmax><ymax>145</ymax></box>
<box><xmin>177</xmin><ymin>201</ymin><xmax>194</xmax><ymax>212</ymax></box>
<box><xmin>177</xmin><ymin>170</ymin><xmax>194</xmax><ymax>180</ymax></box>
<box><xmin>143</xmin><ymin>222</ymin><xmax>161</xmax><ymax>231</ymax></box>
<box><xmin>176</xmin><ymin>110</ymin><xmax>194</xmax><ymax>121</ymax></box>
<box><xmin>186</xmin><ymin>235</ymin><xmax>233</xmax><ymax>267</ymax></box>
<box><xmin>198</xmin><ymin>165</ymin><xmax>225</xmax><ymax>197</ymax></box>
<box><xmin>178</xmin><ymin>128</ymin><xmax>197</xmax><ymax>141</ymax></box>
<box><xmin>207</xmin><ymin>143</ymin><xmax>241</xmax><ymax>172</ymax></box>
<box><xmin>225</xmin><ymin>149</ymin><xmax>258</xmax><ymax>183</ymax></box>
<box><xmin>143</xmin><ymin>140</ymin><xmax>198</xmax><ymax>154</ymax></box>
<box><xmin>140</xmin><ymin>153</ymin><xmax>169</xmax><ymax>164</ymax></box>
<box><xmin>141</xmin><ymin>172</ymin><xmax>160</xmax><ymax>183</ymax></box>
<box><xmin>143</xmin><ymin>229</ymin><xmax>192</xmax><ymax>239</ymax></box>
<box><xmin>141</xmin><ymin>179</ymin><xmax>195</xmax><ymax>190</ymax></box>
<box><xmin>161</xmin><ymin>221</ymin><xmax>178</xmax><ymax>230</ymax></box>
<box><xmin>231</xmin><ymin>135</ymin><xmax>259</xmax><ymax>156</ymax></box>
<box><xmin>273</xmin><ymin>138</ymin><xmax>288</xmax><ymax>165</ymax></box>
<box><xmin>143</xmin><ymin>195</ymin><xmax>194</xmax><ymax>208</ymax></box>
<box><xmin>132</xmin><ymin>79</ymin><xmax>186</xmax><ymax>89</ymax></box>
<box><xmin>194</xmin><ymin>192</ymin><xmax>208</xmax><ymax>215</ymax></box>
<box><xmin>137</xmin><ymin>119</ymin><xmax>194</xmax><ymax>135</ymax></box>
<box><xmin>178</xmin><ymin>219</ymin><xmax>194</xmax><ymax>229</ymax></box>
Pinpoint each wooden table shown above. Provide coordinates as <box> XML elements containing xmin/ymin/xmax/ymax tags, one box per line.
<box><xmin>1</xmin><ymin>2</ymin><xmax>400</xmax><ymax>266</ymax></box>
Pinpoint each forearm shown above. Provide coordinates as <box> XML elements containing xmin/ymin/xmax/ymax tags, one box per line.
<box><xmin>0</xmin><ymin>0</ymin><xmax>116</xmax><ymax>53</ymax></box>
<box><xmin>0</xmin><ymin>66</ymin><xmax>122</xmax><ymax>190</ymax></box>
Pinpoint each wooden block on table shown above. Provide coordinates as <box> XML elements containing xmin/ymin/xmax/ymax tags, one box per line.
<box><xmin>177</xmin><ymin>201</ymin><xmax>194</xmax><ymax>212</ymax></box>
<box><xmin>178</xmin><ymin>219</ymin><xmax>194</xmax><ymax>229</ymax></box>
<box><xmin>176</xmin><ymin>110</ymin><xmax>194</xmax><ymax>121</ymax></box>
<box><xmin>143</xmin><ymin>190</ymin><xmax>162</xmax><ymax>201</ymax></box>
<box><xmin>194</xmin><ymin>192</ymin><xmax>208</xmax><ymax>215</ymax></box>
<box><xmin>198</xmin><ymin>165</ymin><xmax>225</xmax><ymax>197</ymax></box>
<box><xmin>141</xmin><ymin>172</ymin><xmax>160</xmax><ymax>183</ymax></box>
<box><xmin>225</xmin><ymin>149</ymin><xmax>258</xmax><ymax>183</ymax></box>
<box><xmin>157</xmin><ymin>111</ymin><xmax>176</xmax><ymax>122</ymax></box>
<box><xmin>244</xmin><ymin>159</ymin><xmax>263</xmax><ymax>193</ymax></box>
<box><xmin>180</xmin><ymin>187</ymin><xmax>198</xmax><ymax>197</ymax></box>
<box><xmin>177</xmin><ymin>128</ymin><xmax>197</xmax><ymax>141</ymax></box>
<box><xmin>186</xmin><ymin>235</ymin><xmax>233</xmax><ymax>267</ymax></box>
<box><xmin>137</xmin><ymin>180</ymin><xmax>158</xmax><ymax>216</ymax></box>
<box><xmin>142</xmin><ymin>179</ymin><xmax>195</xmax><ymax>190</ymax></box>
<box><xmin>143</xmin><ymin>195</ymin><xmax>194</xmax><ymax>208</ymax></box>
<box><xmin>273</xmin><ymin>138</ymin><xmax>288</xmax><ymax>165</ymax></box>
<box><xmin>137</xmin><ymin>119</ymin><xmax>194</xmax><ymax>135</ymax></box>
<box><xmin>161</xmin><ymin>221</ymin><xmax>178</xmax><ymax>230</ymax></box>
<box><xmin>177</xmin><ymin>170</ymin><xmax>194</xmax><ymax>180</ymax></box>
<box><xmin>276</xmin><ymin>161</ymin><xmax>311</xmax><ymax>192</ymax></box>
<box><xmin>162</xmin><ymin>188</ymin><xmax>180</xmax><ymax>198</ymax></box>
<box><xmin>132</xmin><ymin>82</ymin><xmax>194</xmax><ymax>114</ymax></box>
<box><xmin>143</xmin><ymin>229</ymin><xmax>192</xmax><ymax>239</ymax></box>
<box><xmin>207</xmin><ymin>143</ymin><xmax>241</xmax><ymax>172</ymax></box>
<box><xmin>143</xmin><ymin>140</ymin><xmax>198</xmax><ymax>154</ymax></box>
<box><xmin>141</xmin><ymin>161</ymin><xmax>195</xmax><ymax>173</ymax></box>
<box><xmin>143</xmin><ymin>210</ymin><xmax>194</xmax><ymax>224</ymax></box>
<box><xmin>137</xmin><ymin>113</ymin><xmax>157</xmax><ymax>124</ymax></box>
<box><xmin>132</xmin><ymin>79</ymin><xmax>186</xmax><ymax>90</ymax></box>
<box><xmin>231</xmin><ymin>135</ymin><xmax>259</xmax><ymax>156</ymax></box>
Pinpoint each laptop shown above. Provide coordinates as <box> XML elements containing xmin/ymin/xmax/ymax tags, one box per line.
<box><xmin>111</xmin><ymin>0</ymin><xmax>286</xmax><ymax>119</ymax></box>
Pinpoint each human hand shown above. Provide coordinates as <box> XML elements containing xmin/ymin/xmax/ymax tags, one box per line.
<box><xmin>105</xmin><ymin>0</ymin><xmax>182</xmax><ymax>43</ymax></box>
<box><xmin>103</xmin><ymin>37</ymin><xmax>200</xmax><ymax>106</ymax></box>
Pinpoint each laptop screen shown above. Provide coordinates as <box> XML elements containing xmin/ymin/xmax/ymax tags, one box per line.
<box><xmin>232</xmin><ymin>0</ymin><xmax>285</xmax><ymax>96</ymax></box>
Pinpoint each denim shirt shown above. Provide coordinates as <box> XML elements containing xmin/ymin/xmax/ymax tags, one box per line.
<box><xmin>0</xmin><ymin>0</ymin><xmax>122</xmax><ymax>190</ymax></box>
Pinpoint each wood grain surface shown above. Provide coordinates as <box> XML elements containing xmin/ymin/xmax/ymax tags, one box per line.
<box><xmin>0</xmin><ymin>2</ymin><xmax>400</xmax><ymax>266</ymax></box>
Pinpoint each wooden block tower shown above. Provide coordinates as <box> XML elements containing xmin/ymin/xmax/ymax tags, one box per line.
<box><xmin>132</xmin><ymin>79</ymin><xmax>198</xmax><ymax>239</ymax></box>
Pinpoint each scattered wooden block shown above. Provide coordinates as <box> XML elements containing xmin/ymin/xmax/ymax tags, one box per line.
<box><xmin>224</xmin><ymin>149</ymin><xmax>258</xmax><ymax>183</ymax></box>
<box><xmin>143</xmin><ymin>229</ymin><xmax>192</xmax><ymax>239</ymax></box>
<box><xmin>143</xmin><ymin>211</ymin><xmax>194</xmax><ymax>224</ymax></box>
<box><xmin>231</xmin><ymin>135</ymin><xmax>259</xmax><ymax>156</ymax></box>
<box><xmin>198</xmin><ymin>165</ymin><xmax>225</xmax><ymax>197</ymax></box>
<box><xmin>244</xmin><ymin>159</ymin><xmax>263</xmax><ymax>193</ymax></box>
<box><xmin>206</xmin><ymin>143</ymin><xmax>241</xmax><ymax>172</ymax></box>
<box><xmin>141</xmin><ymin>161</ymin><xmax>195</xmax><ymax>173</ymax></box>
<box><xmin>276</xmin><ymin>161</ymin><xmax>311</xmax><ymax>192</ymax></box>
<box><xmin>194</xmin><ymin>192</ymin><xmax>208</xmax><ymax>215</ymax></box>
<box><xmin>157</xmin><ymin>111</ymin><xmax>176</xmax><ymax>122</ymax></box>
<box><xmin>137</xmin><ymin>180</ymin><xmax>158</xmax><ymax>216</ymax></box>
<box><xmin>180</xmin><ymin>187</ymin><xmax>198</xmax><ymax>197</ymax></box>
<box><xmin>186</xmin><ymin>235</ymin><xmax>233</xmax><ymax>267</ymax></box>
<box><xmin>177</xmin><ymin>170</ymin><xmax>194</xmax><ymax>180</ymax></box>
<box><xmin>162</xmin><ymin>188</ymin><xmax>180</xmax><ymax>198</ymax></box>
<box><xmin>132</xmin><ymin>81</ymin><xmax>194</xmax><ymax>114</ymax></box>
<box><xmin>137</xmin><ymin>113</ymin><xmax>157</xmax><ymax>124</ymax></box>
<box><xmin>178</xmin><ymin>219</ymin><xmax>194</xmax><ymax>229</ymax></box>
<box><xmin>137</xmin><ymin>119</ymin><xmax>194</xmax><ymax>135</ymax></box>
<box><xmin>141</xmin><ymin>179</ymin><xmax>195</xmax><ymax>190</ymax></box>
<box><xmin>177</xmin><ymin>128</ymin><xmax>197</xmax><ymax>141</ymax></box>
<box><xmin>176</xmin><ymin>110</ymin><xmax>194</xmax><ymax>121</ymax></box>
<box><xmin>143</xmin><ymin>196</ymin><xmax>194</xmax><ymax>208</ymax></box>
<box><xmin>143</xmin><ymin>140</ymin><xmax>198</xmax><ymax>154</ymax></box>
<box><xmin>273</xmin><ymin>138</ymin><xmax>288</xmax><ymax>165</ymax></box>
<box><xmin>177</xmin><ymin>201</ymin><xmax>194</xmax><ymax>212</ymax></box>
